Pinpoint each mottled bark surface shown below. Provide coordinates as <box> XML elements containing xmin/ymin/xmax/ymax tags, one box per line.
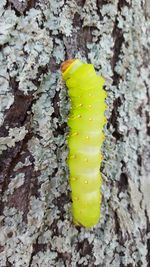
<box><xmin>0</xmin><ymin>0</ymin><xmax>150</xmax><ymax>266</ymax></box>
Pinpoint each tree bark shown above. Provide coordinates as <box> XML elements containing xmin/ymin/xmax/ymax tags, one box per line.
<box><xmin>0</xmin><ymin>0</ymin><xmax>149</xmax><ymax>266</ymax></box>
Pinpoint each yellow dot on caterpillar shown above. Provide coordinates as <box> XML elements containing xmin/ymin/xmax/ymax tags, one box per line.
<box><xmin>88</xmin><ymin>105</ymin><xmax>92</xmax><ymax>108</ymax></box>
<box><xmin>70</xmin><ymin>155</ymin><xmax>76</xmax><ymax>159</ymax></box>
<box><xmin>89</xmin><ymin>118</ymin><xmax>93</xmax><ymax>121</ymax></box>
<box><xmin>77</xmin><ymin>115</ymin><xmax>81</xmax><ymax>118</ymax></box>
<box><xmin>72</xmin><ymin>132</ymin><xmax>78</xmax><ymax>136</ymax></box>
<box><xmin>84</xmin><ymin>158</ymin><xmax>88</xmax><ymax>162</ymax></box>
<box><xmin>72</xmin><ymin>177</ymin><xmax>77</xmax><ymax>181</ymax></box>
<box><xmin>79</xmin><ymin>103</ymin><xmax>83</xmax><ymax>107</ymax></box>
<box><xmin>84</xmin><ymin>180</ymin><xmax>88</xmax><ymax>184</ymax></box>
<box><xmin>99</xmin><ymin>154</ymin><xmax>103</xmax><ymax>160</ymax></box>
<box><xmin>86</xmin><ymin>136</ymin><xmax>89</xmax><ymax>139</ymax></box>
<box><xmin>102</xmin><ymin>135</ymin><xmax>105</xmax><ymax>141</ymax></box>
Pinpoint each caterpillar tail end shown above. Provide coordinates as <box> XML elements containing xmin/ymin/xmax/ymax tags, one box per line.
<box><xmin>73</xmin><ymin>217</ymin><xmax>99</xmax><ymax>228</ymax></box>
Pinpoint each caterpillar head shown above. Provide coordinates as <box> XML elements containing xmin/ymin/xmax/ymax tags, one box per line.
<box><xmin>61</xmin><ymin>59</ymin><xmax>83</xmax><ymax>81</ymax></box>
<box><xmin>61</xmin><ymin>59</ymin><xmax>76</xmax><ymax>73</ymax></box>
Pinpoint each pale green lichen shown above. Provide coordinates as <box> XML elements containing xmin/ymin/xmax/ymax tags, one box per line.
<box><xmin>14</xmin><ymin>155</ymin><xmax>32</xmax><ymax>171</ymax></box>
<box><xmin>7</xmin><ymin>173</ymin><xmax>25</xmax><ymax>195</ymax></box>
<box><xmin>0</xmin><ymin>57</ymin><xmax>14</xmax><ymax>126</ymax></box>
<box><xmin>0</xmin><ymin>126</ymin><xmax>28</xmax><ymax>154</ymax></box>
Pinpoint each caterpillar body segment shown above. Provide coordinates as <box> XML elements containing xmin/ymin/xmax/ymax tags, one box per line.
<box><xmin>61</xmin><ymin>59</ymin><xmax>107</xmax><ymax>227</ymax></box>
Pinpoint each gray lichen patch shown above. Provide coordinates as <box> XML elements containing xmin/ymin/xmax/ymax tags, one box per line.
<box><xmin>7</xmin><ymin>173</ymin><xmax>25</xmax><ymax>195</ymax></box>
<box><xmin>0</xmin><ymin>126</ymin><xmax>28</xmax><ymax>154</ymax></box>
<box><xmin>0</xmin><ymin>0</ymin><xmax>149</xmax><ymax>266</ymax></box>
<box><xmin>0</xmin><ymin>60</ymin><xmax>14</xmax><ymax>126</ymax></box>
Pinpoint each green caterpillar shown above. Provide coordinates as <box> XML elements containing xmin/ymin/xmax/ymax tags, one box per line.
<box><xmin>61</xmin><ymin>59</ymin><xmax>107</xmax><ymax>227</ymax></box>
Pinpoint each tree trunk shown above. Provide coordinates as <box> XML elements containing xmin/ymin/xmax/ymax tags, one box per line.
<box><xmin>0</xmin><ymin>0</ymin><xmax>149</xmax><ymax>266</ymax></box>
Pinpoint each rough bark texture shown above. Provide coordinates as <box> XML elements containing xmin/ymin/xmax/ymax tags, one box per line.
<box><xmin>0</xmin><ymin>0</ymin><xmax>150</xmax><ymax>266</ymax></box>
